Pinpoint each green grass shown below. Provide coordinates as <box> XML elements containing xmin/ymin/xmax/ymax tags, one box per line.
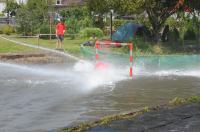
<box><xmin>1</xmin><ymin>35</ymin><xmax>195</xmax><ymax>57</ymax></box>
<box><xmin>0</xmin><ymin>35</ymin><xmax>88</xmax><ymax>56</ymax></box>
<box><xmin>8</xmin><ymin>36</ymin><xmax>88</xmax><ymax>56</ymax></box>
<box><xmin>0</xmin><ymin>37</ymin><xmax>40</xmax><ymax>53</ymax></box>
<box><xmin>169</xmin><ymin>96</ymin><xmax>200</xmax><ymax>106</ymax></box>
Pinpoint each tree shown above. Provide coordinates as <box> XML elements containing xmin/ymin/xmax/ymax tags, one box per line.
<box><xmin>142</xmin><ymin>0</ymin><xmax>186</xmax><ymax>42</ymax></box>
<box><xmin>3</xmin><ymin>0</ymin><xmax>20</xmax><ymax>24</ymax></box>
<box><xmin>3</xmin><ymin>0</ymin><xmax>20</xmax><ymax>17</ymax></box>
<box><xmin>26</xmin><ymin>0</ymin><xmax>48</xmax><ymax>22</ymax></box>
<box><xmin>87</xmin><ymin>0</ymin><xmax>144</xmax><ymax>14</ymax></box>
<box><xmin>16</xmin><ymin>0</ymin><xmax>49</xmax><ymax>35</ymax></box>
<box><xmin>185</xmin><ymin>0</ymin><xmax>200</xmax><ymax>11</ymax></box>
<box><xmin>87</xmin><ymin>0</ymin><xmax>187</xmax><ymax>42</ymax></box>
<box><xmin>184</xmin><ymin>0</ymin><xmax>200</xmax><ymax>43</ymax></box>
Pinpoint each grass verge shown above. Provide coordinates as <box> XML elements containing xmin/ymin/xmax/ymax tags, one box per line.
<box><xmin>3</xmin><ymin>35</ymin><xmax>88</xmax><ymax>56</ymax></box>
<box><xmin>0</xmin><ymin>37</ymin><xmax>40</xmax><ymax>53</ymax></box>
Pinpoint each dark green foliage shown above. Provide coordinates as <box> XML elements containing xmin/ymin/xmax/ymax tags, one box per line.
<box><xmin>184</xmin><ymin>28</ymin><xmax>196</xmax><ymax>40</ymax></box>
<box><xmin>60</xmin><ymin>6</ymin><xmax>92</xmax><ymax>37</ymax></box>
<box><xmin>39</xmin><ymin>24</ymin><xmax>55</xmax><ymax>39</ymax></box>
<box><xmin>0</xmin><ymin>25</ymin><xmax>4</xmax><ymax>34</ymax></box>
<box><xmin>3</xmin><ymin>0</ymin><xmax>20</xmax><ymax>17</ymax></box>
<box><xmin>168</xmin><ymin>28</ymin><xmax>180</xmax><ymax>42</ymax></box>
<box><xmin>16</xmin><ymin>0</ymin><xmax>48</xmax><ymax>35</ymax></box>
<box><xmin>93</xmin><ymin>15</ymin><xmax>104</xmax><ymax>29</ymax></box>
<box><xmin>185</xmin><ymin>0</ymin><xmax>200</xmax><ymax>11</ymax></box>
<box><xmin>161</xmin><ymin>25</ymin><xmax>170</xmax><ymax>42</ymax></box>
<box><xmin>87</xmin><ymin>0</ymin><xmax>184</xmax><ymax>43</ymax></box>
<box><xmin>65</xmin><ymin>17</ymin><xmax>79</xmax><ymax>34</ymax></box>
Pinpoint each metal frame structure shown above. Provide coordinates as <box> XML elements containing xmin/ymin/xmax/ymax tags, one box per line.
<box><xmin>95</xmin><ymin>40</ymin><xmax>134</xmax><ymax>78</ymax></box>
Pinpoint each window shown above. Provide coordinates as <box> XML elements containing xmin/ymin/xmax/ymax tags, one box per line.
<box><xmin>56</xmin><ymin>0</ymin><xmax>62</xmax><ymax>5</ymax></box>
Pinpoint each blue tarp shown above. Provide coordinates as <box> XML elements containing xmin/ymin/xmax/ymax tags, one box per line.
<box><xmin>111</xmin><ymin>23</ymin><xmax>145</xmax><ymax>42</ymax></box>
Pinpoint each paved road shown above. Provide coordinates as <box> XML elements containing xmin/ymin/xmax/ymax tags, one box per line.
<box><xmin>88</xmin><ymin>102</ymin><xmax>200</xmax><ymax>132</ymax></box>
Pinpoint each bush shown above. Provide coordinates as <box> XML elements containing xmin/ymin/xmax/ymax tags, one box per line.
<box><xmin>2</xmin><ymin>24</ymin><xmax>14</xmax><ymax>35</ymax></box>
<box><xmin>0</xmin><ymin>25</ymin><xmax>4</xmax><ymax>34</ymax></box>
<box><xmin>152</xmin><ymin>44</ymin><xmax>163</xmax><ymax>54</ymax></box>
<box><xmin>168</xmin><ymin>27</ymin><xmax>180</xmax><ymax>43</ymax></box>
<box><xmin>79</xmin><ymin>28</ymin><xmax>104</xmax><ymax>38</ymax></box>
<box><xmin>39</xmin><ymin>24</ymin><xmax>55</xmax><ymax>39</ymax></box>
<box><xmin>184</xmin><ymin>28</ymin><xmax>196</xmax><ymax>40</ymax></box>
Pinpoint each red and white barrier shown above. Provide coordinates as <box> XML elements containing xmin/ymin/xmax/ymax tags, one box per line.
<box><xmin>95</xmin><ymin>40</ymin><xmax>134</xmax><ymax>78</ymax></box>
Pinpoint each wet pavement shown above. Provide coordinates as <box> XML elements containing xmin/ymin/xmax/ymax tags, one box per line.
<box><xmin>88</xmin><ymin>102</ymin><xmax>200</xmax><ymax>132</ymax></box>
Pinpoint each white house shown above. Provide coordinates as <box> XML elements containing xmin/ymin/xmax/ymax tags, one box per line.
<box><xmin>0</xmin><ymin>0</ymin><xmax>27</xmax><ymax>13</ymax></box>
<box><xmin>0</xmin><ymin>0</ymin><xmax>85</xmax><ymax>13</ymax></box>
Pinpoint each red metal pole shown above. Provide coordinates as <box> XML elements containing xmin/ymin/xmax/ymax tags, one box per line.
<box><xmin>95</xmin><ymin>40</ymin><xmax>100</xmax><ymax>60</ymax></box>
<box><xmin>129</xmin><ymin>43</ymin><xmax>133</xmax><ymax>78</ymax></box>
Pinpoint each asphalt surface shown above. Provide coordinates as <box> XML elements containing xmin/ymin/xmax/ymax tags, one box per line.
<box><xmin>88</xmin><ymin>102</ymin><xmax>200</xmax><ymax>132</ymax></box>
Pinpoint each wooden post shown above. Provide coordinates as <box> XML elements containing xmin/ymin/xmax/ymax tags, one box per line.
<box><xmin>37</xmin><ymin>34</ymin><xmax>40</xmax><ymax>48</ymax></box>
<box><xmin>49</xmin><ymin>16</ymin><xmax>52</xmax><ymax>40</ymax></box>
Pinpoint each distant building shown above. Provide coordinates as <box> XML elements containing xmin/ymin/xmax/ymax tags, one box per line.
<box><xmin>50</xmin><ymin>0</ymin><xmax>86</xmax><ymax>19</ymax></box>
<box><xmin>53</xmin><ymin>0</ymin><xmax>85</xmax><ymax>10</ymax></box>
<box><xmin>55</xmin><ymin>0</ymin><xmax>85</xmax><ymax>6</ymax></box>
<box><xmin>0</xmin><ymin>2</ymin><xmax>6</xmax><ymax>13</ymax></box>
<box><xmin>0</xmin><ymin>0</ymin><xmax>85</xmax><ymax>13</ymax></box>
<box><xmin>0</xmin><ymin>0</ymin><xmax>27</xmax><ymax>13</ymax></box>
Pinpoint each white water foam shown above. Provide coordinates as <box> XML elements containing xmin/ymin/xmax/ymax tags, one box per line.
<box><xmin>73</xmin><ymin>60</ymin><xmax>129</xmax><ymax>90</ymax></box>
<box><xmin>0</xmin><ymin>62</ymin><xmax>70</xmax><ymax>77</ymax></box>
<box><xmin>154</xmin><ymin>70</ymin><xmax>200</xmax><ymax>77</ymax></box>
<box><xmin>0</xmin><ymin>61</ymin><xmax>129</xmax><ymax>92</ymax></box>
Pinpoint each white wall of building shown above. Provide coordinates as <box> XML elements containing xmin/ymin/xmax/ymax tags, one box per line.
<box><xmin>0</xmin><ymin>0</ymin><xmax>27</xmax><ymax>13</ymax></box>
<box><xmin>0</xmin><ymin>2</ymin><xmax>6</xmax><ymax>13</ymax></box>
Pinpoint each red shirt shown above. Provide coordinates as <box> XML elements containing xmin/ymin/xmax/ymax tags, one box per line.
<box><xmin>56</xmin><ymin>22</ymin><xmax>66</xmax><ymax>35</ymax></box>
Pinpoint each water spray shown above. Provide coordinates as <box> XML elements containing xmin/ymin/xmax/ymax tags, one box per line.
<box><xmin>95</xmin><ymin>40</ymin><xmax>134</xmax><ymax>78</ymax></box>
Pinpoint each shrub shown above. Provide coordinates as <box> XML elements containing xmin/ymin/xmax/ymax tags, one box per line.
<box><xmin>79</xmin><ymin>28</ymin><xmax>104</xmax><ymax>38</ymax></box>
<box><xmin>168</xmin><ymin>27</ymin><xmax>180</xmax><ymax>43</ymax></box>
<box><xmin>152</xmin><ymin>44</ymin><xmax>163</xmax><ymax>54</ymax></box>
<box><xmin>0</xmin><ymin>25</ymin><xmax>3</xmax><ymax>34</ymax></box>
<box><xmin>2</xmin><ymin>24</ymin><xmax>14</xmax><ymax>35</ymax></box>
<box><xmin>184</xmin><ymin>28</ymin><xmax>196</xmax><ymax>40</ymax></box>
<box><xmin>39</xmin><ymin>24</ymin><xmax>55</xmax><ymax>39</ymax></box>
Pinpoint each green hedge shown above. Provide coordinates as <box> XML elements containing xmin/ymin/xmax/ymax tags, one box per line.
<box><xmin>79</xmin><ymin>28</ymin><xmax>104</xmax><ymax>38</ymax></box>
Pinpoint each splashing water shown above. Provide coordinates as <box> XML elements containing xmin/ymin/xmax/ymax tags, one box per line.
<box><xmin>1</xmin><ymin>55</ymin><xmax>200</xmax><ymax>132</ymax></box>
<box><xmin>0</xmin><ymin>61</ymin><xmax>129</xmax><ymax>92</ymax></box>
<box><xmin>1</xmin><ymin>36</ymin><xmax>200</xmax><ymax>132</ymax></box>
<box><xmin>1</xmin><ymin>54</ymin><xmax>200</xmax><ymax>92</ymax></box>
<box><xmin>73</xmin><ymin>60</ymin><xmax>129</xmax><ymax>90</ymax></box>
<box><xmin>133</xmin><ymin>55</ymin><xmax>200</xmax><ymax>78</ymax></box>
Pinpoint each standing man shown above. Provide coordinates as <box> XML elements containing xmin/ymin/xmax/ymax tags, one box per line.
<box><xmin>56</xmin><ymin>18</ymin><xmax>66</xmax><ymax>49</ymax></box>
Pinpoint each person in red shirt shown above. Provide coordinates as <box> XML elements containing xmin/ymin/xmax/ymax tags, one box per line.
<box><xmin>56</xmin><ymin>18</ymin><xmax>66</xmax><ymax>49</ymax></box>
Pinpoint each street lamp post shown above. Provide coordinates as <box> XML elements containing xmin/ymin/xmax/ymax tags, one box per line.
<box><xmin>110</xmin><ymin>9</ymin><xmax>114</xmax><ymax>39</ymax></box>
<box><xmin>91</xmin><ymin>11</ymin><xmax>94</xmax><ymax>27</ymax></box>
